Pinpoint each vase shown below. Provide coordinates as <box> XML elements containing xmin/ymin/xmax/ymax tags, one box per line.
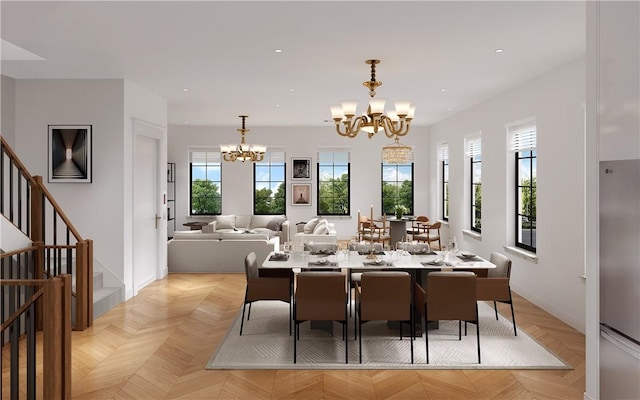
<box><xmin>395</xmin><ymin>211</ymin><xmax>403</xmax><ymax>220</ymax></box>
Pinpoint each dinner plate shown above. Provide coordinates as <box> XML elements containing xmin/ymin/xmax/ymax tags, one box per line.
<box><xmin>458</xmin><ymin>251</ymin><xmax>476</xmax><ymax>259</ymax></box>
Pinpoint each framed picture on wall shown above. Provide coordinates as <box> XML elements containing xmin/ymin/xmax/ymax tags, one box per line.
<box><xmin>291</xmin><ymin>157</ymin><xmax>311</xmax><ymax>180</ymax></box>
<box><xmin>291</xmin><ymin>183</ymin><xmax>312</xmax><ymax>206</ymax></box>
<box><xmin>48</xmin><ymin>125</ymin><xmax>92</xmax><ymax>183</ymax></box>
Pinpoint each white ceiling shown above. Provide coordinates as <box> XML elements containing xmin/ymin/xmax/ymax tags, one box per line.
<box><xmin>0</xmin><ymin>1</ymin><xmax>585</xmax><ymax>128</ymax></box>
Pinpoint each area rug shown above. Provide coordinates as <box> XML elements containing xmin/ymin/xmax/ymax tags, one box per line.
<box><xmin>206</xmin><ymin>301</ymin><xmax>571</xmax><ymax>370</ymax></box>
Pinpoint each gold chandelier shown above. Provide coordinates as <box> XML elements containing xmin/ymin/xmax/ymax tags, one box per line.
<box><xmin>330</xmin><ymin>59</ymin><xmax>415</xmax><ymax>139</ymax></box>
<box><xmin>220</xmin><ymin>115</ymin><xmax>266</xmax><ymax>163</ymax></box>
<box><xmin>382</xmin><ymin>136</ymin><xmax>414</xmax><ymax>164</ymax></box>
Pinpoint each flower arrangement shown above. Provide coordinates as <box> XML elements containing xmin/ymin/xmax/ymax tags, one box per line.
<box><xmin>394</xmin><ymin>204</ymin><xmax>408</xmax><ymax>219</ymax></box>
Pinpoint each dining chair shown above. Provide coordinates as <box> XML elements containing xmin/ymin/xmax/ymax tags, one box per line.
<box><xmin>416</xmin><ymin>271</ymin><xmax>481</xmax><ymax>364</ymax></box>
<box><xmin>304</xmin><ymin>242</ymin><xmax>338</xmax><ymax>255</ymax></box>
<box><xmin>413</xmin><ymin>221</ymin><xmax>442</xmax><ymax>250</ymax></box>
<box><xmin>406</xmin><ymin>215</ymin><xmax>430</xmax><ymax>239</ymax></box>
<box><xmin>476</xmin><ymin>252</ymin><xmax>517</xmax><ymax>336</ymax></box>
<box><xmin>347</xmin><ymin>242</ymin><xmax>384</xmax><ymax>315</ymax></box>
<box><xmin>240</xmin><ymin>252</ymin><xmax>293</xmax><ymax>336</ymax></box>
<box><xmin>293</xmin><ymin>271</ymin><xmax>349</xmax><ymax>363</ymax></box>
<box><xmin>355</xmin><ymin>271</ymin><xmax>413</xmax><ymax>364</ymax></box>
<box><xmin>356</xmin><ymin>211</ymin><xmax>371</xmax><ymax>241</ymax></box>
<box><xmin>361</xmin><ymin>215</ymin><xmax>391</xmax><ymax>247</ymax></box>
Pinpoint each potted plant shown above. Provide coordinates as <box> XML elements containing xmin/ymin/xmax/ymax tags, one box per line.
<box><xmin>394</xmin><ymin>204</ymin><xmax>408</xmax><ymax>220</ymax></box>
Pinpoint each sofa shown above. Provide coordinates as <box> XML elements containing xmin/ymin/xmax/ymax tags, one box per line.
<box><xmin>168</xmin><ymin>230</ymin><xmax>279</xmax><ymax>273</ymax></box>
<box><xmin>201</xmin><ymin>214</ymin><xmax>290</xmax><ymax>243</ymax></box>
<box><xmin>292</xmin><ymin>217</ymin><xmax>338</xmax><ymax>251</ymax></box>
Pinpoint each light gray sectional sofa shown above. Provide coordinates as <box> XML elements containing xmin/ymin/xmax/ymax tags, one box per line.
<box><xmin>168</xmin><ymin>231</ymin><xmax>279</xmax><ymax>273</ymax></box>
<box><xmin>168</xmin><ymin>214</ymin><xmax>288</xmax><ymax>273</ymax></box>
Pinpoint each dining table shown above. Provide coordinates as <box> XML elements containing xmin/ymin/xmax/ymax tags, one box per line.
<box><xmin>262</xmin><ymin>249</ymin><xmax>496</xmax><ymax>333</ymax></box>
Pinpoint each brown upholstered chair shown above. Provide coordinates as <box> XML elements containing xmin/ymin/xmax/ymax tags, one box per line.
<box><xmin>240</xmin><ymin>252</ymin><xmax>293</xmax><ymax>336</ymax></box>
<box><xmin>413</xmin><ymin>221</ymin><xmax>442</xmax><ymax>250</ymax></box>
<box><xmin>355</xmin><ymin>271</ymin><xmax>413</xmax><ymax>364</ymax></box>
<box><xmin>406</xmin><ymin>215</ymin><xmax>430</xmax><ymax>239</ymax></box>
<box><xmin>415</xmin><ymin>271</ymin><xmax>480</xmax><ymax>364</ymax></box>
<box><xmin>293</xmin><ymin>272</ymin><xmax>349</xmax><ymax>363</ymax></box>
<box><xmin>476</xmin><ymin>252</ymin><xmax>517</xmax><ymax>336</ymax></box>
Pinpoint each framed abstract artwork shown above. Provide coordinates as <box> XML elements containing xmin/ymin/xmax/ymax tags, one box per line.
<box><xmin>291</xmin><ymin>157</ymin><xmax>311</xmax><ymax>180</ymax></box>
<box><xmin>48</xmin><ymin>125</ymin><xmax>92</xmax><ymax>183</ymax></box>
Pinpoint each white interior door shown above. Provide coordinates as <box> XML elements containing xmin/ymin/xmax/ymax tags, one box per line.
<box><xmin>133</xmin><ymin>133</ymin><xmax>159</xmax><ymax>294</ymax></box>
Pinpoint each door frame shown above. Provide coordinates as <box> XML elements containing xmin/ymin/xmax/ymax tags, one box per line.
<box><xmin>131</xmin><ymin>118</ymin><xmax>167</xmax><ymax>296</ymax></box>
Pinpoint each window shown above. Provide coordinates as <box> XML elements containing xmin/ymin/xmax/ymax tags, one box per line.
<box><xmin>465</xmin><ymin>135</ymin><xmax>482</xmax><ymax>232</ymax></box>
<box><xmin>190</xmin><ymin>149</ymin><xmax>221</xmax><ymax>215</ymax></box>
<box><xmin>438</xmin><ymin>143</ymin><xmax>449</xmax><ymax>221</ymax></box>
<box><xmin>381</xmin><ymin>162</ymin><xmax>413</xmax><ymax>215</ymax></box>
<box><xmin>317</xmin><ymin>149</ymin><xmax>350</xmax><ymax>216</ymax></box>
<box><xmin>254</xmin><ymin>150</ymin><xmax>286</xmax><ymax>215</ymax></box>
<box><xmin>511</xmin><ymin>122</ymin><xmax>537</xmax><ymax>252</ymax></box>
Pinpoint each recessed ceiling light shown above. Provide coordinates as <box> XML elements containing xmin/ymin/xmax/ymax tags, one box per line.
<box><xmin>289</xmin><ymin>89</ymin><xmax>294</xmax><ymax>92</ymax></box>
<box><xmin>274</xmin><ymin>49</ymin><xmax>283</xmax><ymax>53</ymax></box>
<box><xmin>184</xmin><ymin>121</ymin><xmax>189</xmax><ymax>124</ymax></box>
<box><xmin>447</xmin><ymin>108</ymin><xmax>453</xmax><ymax>111</ymax></box>
<box><xmin>440</xmin><ymin>88</ymin><xmax>446</xmax><ymax>92</ymax></box>
<box><xmin>183</xmin><ymin>88</ymin><xmax>189</xmax><ymax>92</ymax></box>
<box><xmin>495</xmin><ymin>49</ymin><xmax>504</xmax><ymax>53</ymax></box>
<box><xmin>275</xmin><ymin>104</ymin><xmax>280</xmax><ymax>107</ymax></box>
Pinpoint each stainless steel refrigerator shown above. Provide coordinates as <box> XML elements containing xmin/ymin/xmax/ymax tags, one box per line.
<box><xmin>600</xmin><ymin>159</ymin><xmax>640</xmax><ymax>400</ymax></box>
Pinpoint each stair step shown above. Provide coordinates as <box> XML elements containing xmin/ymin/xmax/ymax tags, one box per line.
<box><xmin>93</xmin><ymin>286</ymin><xmax>122</xmax><ymax>320</ymax></box>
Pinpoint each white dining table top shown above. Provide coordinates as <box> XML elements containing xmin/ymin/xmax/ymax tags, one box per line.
<box><xmin>261</xmin><ymin>250</ymin><xmax>496</xmax><ymax>271</ymax></box>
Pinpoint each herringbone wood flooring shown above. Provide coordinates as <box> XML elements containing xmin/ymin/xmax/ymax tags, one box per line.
<box><xmin>2</xmin><ymin>273</ymin><xmax>585</xmax><ymax>399</ymax></box>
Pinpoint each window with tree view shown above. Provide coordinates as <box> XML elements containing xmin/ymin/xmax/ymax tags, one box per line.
<box><xmin>317</xmin><ymin>150</ymin><xmax>349</xmax><ymax>216</ymax></box>
<box><xmin>382</xmin><ymin>163</ymin><xmax>413</xmax><ymax>215</ymax></box>
<box><xmin>466</xmin><ymin>135</ymin><xmax>482</xmax><ymax>232</ymax></box>
<box><xmin>439</xmin><ymin>143</ymin><xmax>449</xmax><ymax>221</ymax></box>
<box><xmin>190</xmin><ymin>150</ymin><xmax>221</xmax><ymax>215</ymax></box>
<box><xmin>511</xmin><ymin>122</ymin><xmax>537</xmax><ymax>252</ymax></box>
<box><xmin>254</xmin><ymin>150</ymin><xmax>286</xmax><ymax>215</ymax></box>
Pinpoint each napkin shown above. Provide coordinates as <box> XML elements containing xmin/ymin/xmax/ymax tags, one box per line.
<box><xmin>269</xmin><ymin>254</ymin><xmax>289</xmax><ymax>261</ymax></box>
<box><xmin>307</xmin><ymin>261</ymin><xmax>339</xmax><ymax>267</ymax></box>
<box><xmin>357</xmin><ymin>251</ymin><xmax>385</xmax><ymax>255</ymax></box>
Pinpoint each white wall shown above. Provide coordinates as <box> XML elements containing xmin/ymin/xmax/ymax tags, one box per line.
<box><xmin>168</xmin><ymin>125</ymin><xmax>430</xmax><ymax>240</ymax></box>
<box><xmin>1</xmin><ymin>75</ymin><xmax>16</xmax><ymax>147</ymax></box>
<box><xmin>427</xmin><ymin>57</ymin><xmax>587</xmax><ymax>333</ymax></box>
<box><xmin>13</xmin><ymin>79</ymin><xmax>167</xmax><ymax>299</ymax></box>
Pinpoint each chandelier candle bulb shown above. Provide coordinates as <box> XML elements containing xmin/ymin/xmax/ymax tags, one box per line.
<box><xmin>221</xmin><ymin>115</ymin><xmax>266</xmax><ymax>163</ymax></box>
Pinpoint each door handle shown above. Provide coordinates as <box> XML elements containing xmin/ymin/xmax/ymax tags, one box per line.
<box><xmin>155</xmin><ymin>214</ymin><xmax>162</xmax><ymax>229</ymax></box>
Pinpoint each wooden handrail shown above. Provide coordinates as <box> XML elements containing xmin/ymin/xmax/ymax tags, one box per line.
<box><xmin>0</xmin><ymin>245</ymin><xmax>39</xmax><ymax>259</ymax></box>
<box><xmin>0</xmin><ymin>286</ymin><xmax>44</xmax><ymax>331</ymax></box>
<box><xmin>33</xmin><ymin>175</ymin><xmax>84</xmax><ymax>241</ymax></box>
<box><xmin>0</xmin><ymin>135</ymin><xmax>33</xmax><ymax>181</ymax></box>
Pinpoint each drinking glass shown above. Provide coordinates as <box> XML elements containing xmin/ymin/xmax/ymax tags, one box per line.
<box><xmin>283</xmin><ymin>241</ymin><xmax>291</xmax><ymax>254</ymax></box>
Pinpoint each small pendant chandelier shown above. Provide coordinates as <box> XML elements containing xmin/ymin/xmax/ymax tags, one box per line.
<box><xmin>220</xmin><ymin>115</ymin><xmax>266</xmax><ymax>163</ymax></box>
<box><xmin>382</xmin><ymin>136</ymin><xmax>414</xmax><ymax>164</ymax></box>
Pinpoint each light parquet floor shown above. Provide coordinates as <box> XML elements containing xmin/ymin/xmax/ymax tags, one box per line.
<box><xmin>3</xmin><ymin>273</ymin><xmax>586</xmax><ymax>399</ymax></box>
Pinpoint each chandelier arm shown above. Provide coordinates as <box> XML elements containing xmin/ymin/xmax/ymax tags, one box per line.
<box><xmin>379</xmin><ymin>116</ymin><xmax>410</xmax><ymax>138</ymax></box>
<box><xmin>335</xmin><ymin>117</ymin><xmax>364</xmax><ymax>138</ymax></box>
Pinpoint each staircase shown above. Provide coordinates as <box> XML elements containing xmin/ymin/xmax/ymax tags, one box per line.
<box><xmin>91</xmin><ymin>271</ymin><xmax>122</xmax><ymax>319</ymax></box>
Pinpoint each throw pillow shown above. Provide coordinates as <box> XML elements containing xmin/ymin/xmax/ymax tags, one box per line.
<box><xmin>266</xmin><ymin>216</ymin><xmax>287</xmax><ymax>231</ymax></box>
<box><xmin>216</xmin><ymin>215</ymin><xmax>236</xmax><ymax>230</ymax></box>
<box><xmin>201</xmin><ymin>221</ymin><xmax>216</xmax><ymax>233</ymax></box>
<box><xmin>313</xmin><ymin>221</ymin><xmax>330</xmax><ymax>235</ymax></box>
<box><xmin>303</xmin><ymin>217</ymin><xmax>320</xmax><ymax>234</ymax></box>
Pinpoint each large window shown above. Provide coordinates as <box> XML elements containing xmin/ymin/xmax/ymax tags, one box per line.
<box><xmin>381</xmin><ymin>162</ymin><xmax>413</xmax><ymax>215</ymax></box>
<box><xmin>317</xmin><ymin>150</ymin><xmax>350</xmax><ymax>216</ymax></box>
<box><xmin>438</xmin><ymin>143</ymin><xmax>449</xmax><ymax>221</ymax></box>
<box><xmin>190</xmin><ymin>150</ymin><xmax>221</xmax><ymax>215</ymax></box>
<box><xmin>465</xmin><ymin>135</ymin><xmax>482</xmax><ymax>232</ymax></box>
<box><xmin>511</xmin><ymin>122</ymin><xmax>537</xmax><ymax>252</ymax></box>
<box><xmin>254</xmin><ymin>150</ymin><xmax>286</xmax><ymax>215</ymax></box>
